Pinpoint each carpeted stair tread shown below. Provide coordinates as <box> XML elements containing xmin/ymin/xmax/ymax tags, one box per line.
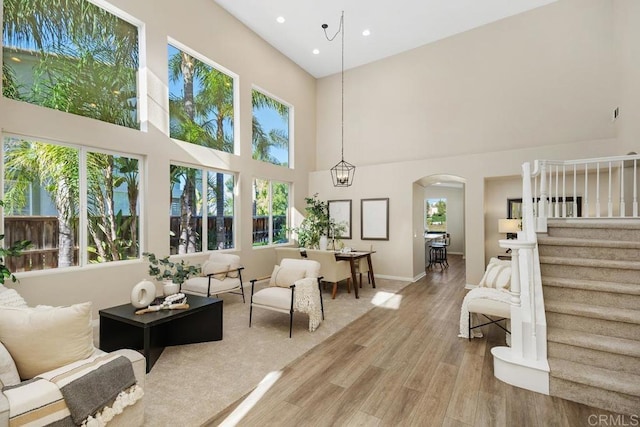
<box><xmin>550</xmin><ymin>377</ymin><xmax>640</xmax><ymax>416</ymax></box>
<box><xmin>538</xmin><ymin>236</ymin><xmax>640</xmax><ymax>249</ymax></box>
<box><xmin>539</xmin><ymin>256</ymin><xmax>640</xmax><ymax>271</ymax></box>
<box><xmin>542</xmin><ymin>277</ymin><xmax>640</xmax><ymax>295</ymax></box>
<box><xmin>548</xmin><ymin>358</ymin><xmax>640</xmax><ymax>397</ymax></box>
<box><xmin>545</xmin><ymin>300</ymin><xmax>640</xmax><ymax>325</ymax></box>
<box><xmin>547</xmin><ymin>327</ymin><xmax>640</xmax><ymax>358</ymax></box>
<box><xmin>547</xmin><ymin>219</ymin><xmax>640</xmax><ymax>230</ymax></box>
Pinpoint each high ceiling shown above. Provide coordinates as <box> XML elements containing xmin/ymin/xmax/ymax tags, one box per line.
<box><xmin>214</xmin><ymin>0</ymin><xmax>557</xmax><ymax>78</ymax></box>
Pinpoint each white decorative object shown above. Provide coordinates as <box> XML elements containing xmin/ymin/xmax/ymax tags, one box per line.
<box><xmin>130</xmin><ymin>280</ymin><xmax>156</xmax><ymax>308</ymax></box>
<box><xmin>319</xmin><ymin>235</ymin><xmax>328</xmax><ymax>251</ymax></box>
<box><xmin>162</xmin><ymin>281</ymin><xmax>179</xmax><ymax>296</ymax></box>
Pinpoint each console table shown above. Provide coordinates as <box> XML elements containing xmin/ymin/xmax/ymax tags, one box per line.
<box><xmin>99</xmin><ymin>295</ymin><xmax>222</xmax><ymax>372</ymax></box>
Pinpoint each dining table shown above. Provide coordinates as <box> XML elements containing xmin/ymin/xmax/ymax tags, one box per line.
<box><xmin>333</xmin><ymin>250</ymin><xmax>376</xmax><ymax>299</ymax></box>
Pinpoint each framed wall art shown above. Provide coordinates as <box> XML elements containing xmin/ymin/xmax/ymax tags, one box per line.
<box><xmin>361</xmin><ymin>198</ymin><xmax>389</xmax><ymax>240</ymax></box>
<box><xmin>328</xmin><ymin>199</ymin><xmax>352</xmax><ymax>239</ymax></box>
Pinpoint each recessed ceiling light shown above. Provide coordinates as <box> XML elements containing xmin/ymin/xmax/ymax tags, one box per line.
<box><xmin>276</xmin><ymin>16</ymin><xmax>285</xmax><ymax>24</ymax></box>
<box><xmin>362</xmin><ymin>29</ymin><xmax>371</xmax><ymax>36</ymax></box>
<box><xmin>312</xmin><ymin>49</ymin><xmax>320</xmax><ymax>55</ymax></box>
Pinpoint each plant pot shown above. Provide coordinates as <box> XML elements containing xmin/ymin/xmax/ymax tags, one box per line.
<box><xmin>319</xmin><ymin>235</ymin><xmax>328</xmax><ymax>251</ymax></box>
<box><xmin>163</xmin><ymin>281</ymin><xmax>180</xmax><ymax>296</ymax></box>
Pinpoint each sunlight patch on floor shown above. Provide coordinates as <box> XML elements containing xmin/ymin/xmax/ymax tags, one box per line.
<box><xmin>371</xmin><ymin>291</ymin><xmax>402</xmax><ymax>309</ymax></box>
<box><xmin>219</xmin><ymin>370</ymin><xmax>283</xmax><ymax>426</ymax></box>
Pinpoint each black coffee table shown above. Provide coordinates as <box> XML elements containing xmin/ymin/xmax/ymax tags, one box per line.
<box><xmin>99</xmin><ymin>295</ymin><xmax>222</xmax><ymax>372</ymax></box>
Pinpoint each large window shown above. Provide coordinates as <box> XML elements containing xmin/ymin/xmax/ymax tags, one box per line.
<box><xmin>2</xmin><ymin>135</ymin><xmax>141</xmax><ymax>271</ymax></box>
<box><xmin>252</xmin><ymin>179</ymin><xmax>289</xmax><ymax>246</ymax></box>
<box><xmin>425</xmin><ymin>198</ymin><xmax>447</xmax><ymax>232</ymax></box>
<box><xmin>170</xmin><ymin>164</ymin><xmax>235</xmax><ymax>254</ymax></box>
<box><xmin>252</xmin><ymin>89</ymin><xmax>291</xmax><ymax>167</ymax></box>
<box><xmin>168</xmin><ymin>43</ymin><xmax>235</xmax><ymax>152</ymax></box>
<box><xmin>2</xmin><ymin>0</ymin><xmax>140</xmax><ymax>129</ymax></box>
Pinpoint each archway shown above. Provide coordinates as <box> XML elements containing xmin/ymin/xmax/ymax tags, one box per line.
<box><xmin>412</xmin><ymin>174</ymin><xmax>466</xmax><ymax>279</ymax></box>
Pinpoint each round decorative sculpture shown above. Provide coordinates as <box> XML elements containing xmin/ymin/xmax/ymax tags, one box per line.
<box><xmin>130</xmin><ymin>279</ymin><xmax>156</xmax><ymax>308</ymax></box>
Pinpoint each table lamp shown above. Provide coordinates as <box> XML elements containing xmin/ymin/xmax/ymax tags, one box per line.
<box><xmin>498</xmin><ymin>218</ymin><xmax>521</xmax><ymax>240</ymax></box>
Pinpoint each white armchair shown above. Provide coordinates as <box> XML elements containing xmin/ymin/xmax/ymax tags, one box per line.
<box><xmin>181</xmin><ymin>253</ymin><xmax>245</xmax><ymax>302</ymax></box>
<box><xmin>305</xmin><ymin>249</ymin><xmax>352</xmax><ymax>299</ymax></box>
<box><xmin>249</xmin><ymin>258</ymin><xmax>324</xmax><ymax>338</ymax></box>
<box><xmin>459</xmin><ymin>257</ymin><xmax>512</xmax><ymax>341</ymax></box>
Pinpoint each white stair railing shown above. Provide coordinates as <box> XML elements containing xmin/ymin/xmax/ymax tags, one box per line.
<box><xmin>532</xmin><ymin>154</ymin><xmax>640</xmax><ymax>228</ymax></box>
<box><xmin>492</xmin><ymin>162</ymin><xmax>549</xmax><ymax>394</ymax></box>
<box><xmin>491</xmin><ymin>153</ymin><xmax>640</xmax><ymax>395</ymax></box>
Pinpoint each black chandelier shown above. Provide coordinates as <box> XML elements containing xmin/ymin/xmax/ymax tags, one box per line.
<box><xmin>324</xmin><ymin>11</ymin><xmax>355</xmax><ymax>187</ymax></box>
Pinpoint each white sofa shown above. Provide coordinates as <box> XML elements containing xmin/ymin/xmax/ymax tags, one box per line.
<box><xmin>0</xmin><ymin>286</ymin><xmax>145</xmax><ymax>426</ymax></box>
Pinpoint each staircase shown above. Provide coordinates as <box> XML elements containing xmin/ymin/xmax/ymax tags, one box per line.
<box><xmin>538</xmin><ymin>219</ymin><xmax>640</xmax><ymax>415</ymax></box>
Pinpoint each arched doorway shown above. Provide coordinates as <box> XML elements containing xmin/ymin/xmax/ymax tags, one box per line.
<box><xmin>413</xmin><ymin>174</ymin><xmax>466</xmax><ymax>278</ymax></box>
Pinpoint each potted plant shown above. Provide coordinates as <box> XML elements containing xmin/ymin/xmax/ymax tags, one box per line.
<box><xmin>0</xmin><ymin>201</ymin><xmax>32</xmax><ymax>284</ymax></box>
<box><xmin>290</xmin><ymin>194</ymin><xmax>330</xmax><ymax>249</ymax></box>
<box><xmin>142</xmin><ymin>252</ymin><xmax>200</xmax><ymax>295</ymax></box>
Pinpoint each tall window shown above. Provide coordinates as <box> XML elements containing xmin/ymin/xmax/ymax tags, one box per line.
<box><xmin>2</xmin><ymin>0</ymin><xmax>140</xmax><ymax>129</ymax></box>
<box><xmin>252</xmin><ymin>179</ymin><xmax>289</xmax><ymax>246</ymax></box>
<box><xmin>2</xmin><ymin>135</ymin><xmax>141</xmax><ymax>271</ymax></box>
<box><xmin>170</xmin><ymin>164</ymin><xmax>235</xmax><ymax>254</ymax></box>
<box><xmin>252</xmin><ymin>89</ymin><xmax>291</xmax><ymax>167</ymax></box>
<box><xmin>168</xmin><ymin>43</ymin><xmax>235</xmax><ymax>152</ymax></box>
<box><xmin>425</xmin><ymin>198</ymin><xmax>447</xmax><ymax>232</ymax></box>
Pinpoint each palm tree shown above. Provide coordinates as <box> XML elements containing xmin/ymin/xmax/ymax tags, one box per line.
<box><xmin>3</xmin><ymin>139</ymin><xmax>79</xmax><ymax>268</ymax></box>
<box><xmin>168</xmin><ymin>48</ymin><xmax>235</xmax><ymax>252</ymax></box>
<box><xmin>3</xmin><ymin>0</ymin><xmax>140</xmax><ymax>265</ymax></box>
<box><xmin>251</xmin><ymin>91</ymin><xmax>289</xmax><ymax>165</ymax></box>
<box><xmin>3</xmin><ymin>0</ymin><xmax>139</xmax><ymax>127</ymax></box>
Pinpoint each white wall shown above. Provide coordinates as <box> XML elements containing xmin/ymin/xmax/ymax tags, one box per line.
<box><xmin>313</xmin><ymin>0</ymin><xmax>637</xmax><ymax>284</ymax></box>
<box><xmin>0</xmin><ymin>0</ymin><xmax>317</xmax><ymax>315</ymax></box>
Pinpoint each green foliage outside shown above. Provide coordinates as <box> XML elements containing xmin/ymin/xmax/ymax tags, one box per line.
<box><xmin>426</xmin><ymin>198</ymin><xmax>447</xmax><ymax>232</ymax></box>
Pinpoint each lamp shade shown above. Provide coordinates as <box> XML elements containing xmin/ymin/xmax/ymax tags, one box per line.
<box><xmin>498</xmin><ymin>219</ymin><xmax>521</xmax><ymax>234</ymax></box>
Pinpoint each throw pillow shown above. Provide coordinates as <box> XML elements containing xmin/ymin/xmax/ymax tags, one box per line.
<box><xmin>0</xmin><ymin>288</ymin><xmax>28</xmax><ymax>308</ymax></box>
<box><xmin>203</xmin><ymin>261</ymin><xmax>230</xmax><ymax>281</ymax></box>
<box><xmin>479</xmin><ymin>260</ymin><xmax>511</xmax><ymax>290</ymax></box>
<box><xmin>269</xmin><ymin>265</ymin><xmax>306</xmax><ymax>288</ymax></box>
<box><xmin>0</xmin><ymin>341</ymin><xmax>21</xmax><ymax>387</ymax></box>
<box><xmin>0</xmin><ymin>302</ymin><xmax>94</xmax><ymax>380</ymax></box>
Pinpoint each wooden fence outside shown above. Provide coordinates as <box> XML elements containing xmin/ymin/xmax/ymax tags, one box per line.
<box><xmin>4</xmin><ymin>215</ymin><xmax>288</xmax><ymax>272</ymax></box>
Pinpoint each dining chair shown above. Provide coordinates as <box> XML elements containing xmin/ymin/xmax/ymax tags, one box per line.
<box><xmin>305</xmin><ymin>249</ymin><xmax>352</xmax><ymax>299</ymax></box>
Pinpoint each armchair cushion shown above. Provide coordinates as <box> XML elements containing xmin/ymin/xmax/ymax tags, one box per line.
<box><xmin>202</xmin><ymin>261</ymin><xmax>230</xmax><ymax>280</ymax></box>
<box><xmin>478</xmin><ymin>257</ymin><xmax>511</xmax><ymax>290</ymax></box>
<box><xmin>0</xmin><ymin>342</ymin><xmax>20</xmax><ymax>387</ymax></box>
<box><xmin>183</xmin><ymin>276</ymin><xmax>241</xmax><ymax>295</ymax></box>
<box><xmin>208</xmin><ymin>253</ymin><xmax>241</xmax><ymax>278</ymax></box>
<box><xmin>252</xmin><ymin>286</ymin><xmax>292</xmax><ymax>311</ymax></box>
<box><xmin>269</xmin><ymin>265</ymin><xmax>306</xmax><ymax>288</ymax></box>
<box><xmin>0</xmin><ymin>288</ymin><xmax>28</xmax><ymax>308</ymax></box>
<box><xmin>0</xmin><ymin>302</ymin><xmax>94</xmax><ymax>379</ymax></box>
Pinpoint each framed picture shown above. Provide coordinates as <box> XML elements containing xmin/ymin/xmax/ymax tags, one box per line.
<box><xmin>328</xmin><ymin>199</ymin><xmax>352</xmax><ymax>239</ymax></box>
<box><xmin>508</xmin><ymin>196</ymin><xmax>582</xmax><ymax>219</ymax></box>
<box><xmin>361</xmin><ymin>198</ymin><xmax>389</xmax><ymax>240</ymax></box>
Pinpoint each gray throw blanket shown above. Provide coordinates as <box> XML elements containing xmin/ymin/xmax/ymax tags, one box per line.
<box><xmin>59</xmin><ymin>355</ymin><xmax>136</xmax><ymax>425</ymax></box>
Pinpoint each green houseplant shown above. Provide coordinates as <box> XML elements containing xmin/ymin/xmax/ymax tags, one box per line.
<box><xmin>291</xmin><ymin>194</ymin><xmax>329</xmax><ymax>249</ymax></box>
<box><xmin>291</xmin><ymin>194</ymin><xmax>348</xmax><ymax>249</ymax></box>
<box><xmin>142</xmin><ymin>252</ymin><xmax>200</xmax><ymax>285</ymax></box>
<box><xmin>0</xmin><ymin>200</ymin><xmax>32</xmax><ymax>284</ymax></box>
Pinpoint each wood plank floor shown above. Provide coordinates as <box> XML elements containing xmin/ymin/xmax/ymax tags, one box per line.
<box><xmin>205</xmin><ymin>255</ymin><xmax>623</xmax><ymax>426</ymax></box>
